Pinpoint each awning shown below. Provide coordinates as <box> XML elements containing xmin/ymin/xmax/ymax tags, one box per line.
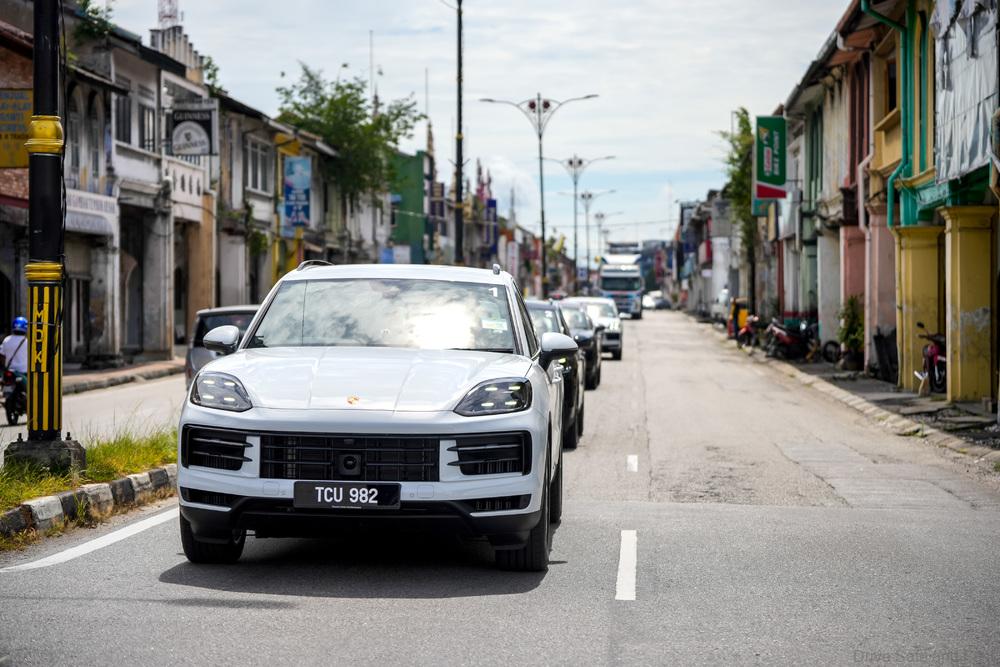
<box><xmin>66</xmin><ymin>210</ymin><xmax>115</xmax><ymax>237</ymax></box>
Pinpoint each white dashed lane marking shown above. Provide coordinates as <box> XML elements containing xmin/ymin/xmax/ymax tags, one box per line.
<box><xmin>615</xmin><ymin>530</ymin><xmax>637</xmax><ymax>601</ymax></box>
<box><xmin>626</xmin><ymin>454</ymin><xmax>638</xmax><ymax>472</ymax></box>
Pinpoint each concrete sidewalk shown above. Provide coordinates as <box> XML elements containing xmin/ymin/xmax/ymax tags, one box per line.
<box><xmin>63</xmin><ymin>358</ymin><xmax>185</xmax><ymax>395</ymax></box>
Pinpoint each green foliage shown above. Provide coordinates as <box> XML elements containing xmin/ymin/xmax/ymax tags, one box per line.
<box><xmin>718</xmin><ymin>108</ymin><xmax>754</xmax><ymax>254</ymax></box>
<box><xmin>276</xmin><ymin>64</ymin><xmax>423</xmax><ymax>210</ymax></box>
<box><xmin>838</xmin><ymin>294</ymin><xmax>865</xmax><ymax>353</ymax></box>
<box><xmin>203</xmin><ymin>55</ymin><xmax>225</xmax><ymax>95</ymax></box>
<box><xmin>0</xmin><ymin>429</ymin><xmax>176</xmax><ymax>512</ymax></box>
<box><xmin>74</xmin><ymin>0</ymin><xmax>115</xmax><ymax>42</ymax></box>
<box><xmin>248</xmin><ymin>229</ymin><xmax>269</xmax><ymax>257</ymax></box>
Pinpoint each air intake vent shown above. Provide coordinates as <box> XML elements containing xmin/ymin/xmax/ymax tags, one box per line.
<box><xmin>180</xmin><ymin>487</ymin><xmax>239</xmax><ymax>508</ymax></box>
<box><xmin>448</xmin><ymin>432</ymin><xmax>530</xmax><ymax>476</ymax></box>
<box><xmin>463</xmin><ymin>495</ymin><xmax>531</xmax><ymax>513</ymax></box>
<box><xmin>182</xmin><ymin>427</ymin><xmax>251</xmax><ymax>471</ymax></box>
<box><xmin>260</xmin><ymin>435</ymin><xmax>439</xmax><ymax>482</ymax></box>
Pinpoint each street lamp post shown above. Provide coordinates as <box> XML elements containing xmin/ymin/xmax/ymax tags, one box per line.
<box><xmin>593</xmin><ymin>210</ymin><xmax>624</xmax><ymax>262</ymax></box>
<box><xmin>480</xmin><ymin>93</ymin><xmax>597</xmax><ymax>296</ymax></box>
<box><xmin>545</xmin><ymin>155</ymin><xmax>614</xmax><ymax>293</ymax></box>
<box><xmin>5</xmin><ymin>0</ymin><xmax>85</xmax><ymax>471</ymax></box>
<box><xmin>578</xmin><ymin>190</ymin><xmax>615</xmax><ymax>292</ymax></box>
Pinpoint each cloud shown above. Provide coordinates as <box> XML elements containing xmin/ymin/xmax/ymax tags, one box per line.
<box><xmin>113</xmin><ymin>0</ymin><xmax>846</xmax><ymax>239</ymax></box>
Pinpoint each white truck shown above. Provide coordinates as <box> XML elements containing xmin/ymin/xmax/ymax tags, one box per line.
<box><xmin>598</xmin><ymin>254</ymin><xmax>644</xmax><ymax>319</ymax></box>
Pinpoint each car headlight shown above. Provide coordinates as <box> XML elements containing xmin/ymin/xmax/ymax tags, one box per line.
<box><xmin>190</xmin><ymin>372</ymin><xmax>252</xmax><ymax>412</ymax></box>
<box><xmin>455</xmin><ymin>378</ymin><xmax>532</xmax><ymax>417</ymax></box>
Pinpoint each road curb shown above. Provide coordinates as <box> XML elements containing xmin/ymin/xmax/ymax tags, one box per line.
<box><xmin>62</xmin><ymin>364</ymin><xmax>184</xmax><ymax>395</ymax></box>
<box><xmin>0</xmin><ymin>463</ymin><xmax>177</xmax><ymax>539</ymax></box>
<box><xmin>706</xmin><ymin>320</ymin><xmax>1000</xmax><ymax>472</ymax></box>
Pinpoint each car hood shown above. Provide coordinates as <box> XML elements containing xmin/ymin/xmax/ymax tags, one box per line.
<box><xmin>202</xmin><ymin>347</ymin><xmax>533</xmax><ymax>412</ymax></box>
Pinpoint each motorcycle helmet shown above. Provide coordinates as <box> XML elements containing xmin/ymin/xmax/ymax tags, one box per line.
<box><xmin>12</xmin><ymin>316</ymin><xmax>27</xmax><ymax>334</ymax></box>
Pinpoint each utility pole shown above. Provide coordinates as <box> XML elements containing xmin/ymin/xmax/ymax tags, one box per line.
<box><xmin>454</xmin><ymin>0</ymin><xmax>464</xmax><ymax>264</ymax></box>
<box><xmin>578</xmin><ymin>190</ymin><xmax>615</xmax><ymax>292</ymax></box>
<box><xmin>6</xmin><ymin>0</ymin><xmax>85</xmax><ymax>471</ymax></box>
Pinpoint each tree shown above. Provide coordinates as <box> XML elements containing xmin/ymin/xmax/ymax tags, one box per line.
<box><xmin>276</xmin><ymin>64</ymin><xmax>422</xmax><ymax>213</ymax></box>
<box><xmin>718</xmin><ymin>108</ymin><xmax>754</xmax><ymax>255</ymax></box>
<box><xmin>718</xmin><ymin>107</ymin><xmax>755</xmax><ymax>310</ymax></box>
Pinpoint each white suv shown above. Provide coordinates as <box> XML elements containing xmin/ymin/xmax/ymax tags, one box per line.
<box><xmin>177</xmin><ymin>263</ymin><xmax>577</xmax><ymax>571</ymax></box>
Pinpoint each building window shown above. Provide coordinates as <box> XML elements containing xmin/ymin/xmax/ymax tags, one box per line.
<box><xmin>885</xmin><ymin>59</ymin><xmax>897</xmax><ymax>114</ymax></box>
<box><xmin>114</xmin><ymin>77</ymin><xmax>131</xmax><ymax>144</ymax></box>
<box><xmin>87</xmin><ymin>94</ymin><xmax>101</xmax><ymax>188</ymax></box>
<box><xmin>243</xmin><ymin>137</ymin><xmax>272</xmax><ymax>193</ymax></box>
<box><xmin>67</xmin><ymin>92</ymin><xmax>81</xmax><ymax>187</ymax></box>
<box><xmin>138</xmin><ymin>105</ymin><xmax>156</xmax><ymax>152</ymax></box>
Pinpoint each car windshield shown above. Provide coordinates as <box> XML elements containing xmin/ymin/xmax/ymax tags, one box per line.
<box><xmin>194</xmin><ymin>312</ymin><xmax>256</xmax><ymax>345</ymax></box>
<box><xmin>246</xmin><ymin>278</ymin><xmax>515</xmax><ymax>352</ymax></box>
<box><xmin>561</xmin><ymin>308</ymin><xmax>591</xmax><ymax>329</ymax></box>
<box><xmin>582</xmin><ymin>302</ymin><xmax>618</xmax><ymax>320</ymax></box>
<box><xmin>528</xmin><ymin>308</ymin><xmax>562</xmax><ymax>336</ymax></box>
<box><xmin>601</xmin><ymin>276</ymin><xmax>642</xmax><ymax>291</ymax></box>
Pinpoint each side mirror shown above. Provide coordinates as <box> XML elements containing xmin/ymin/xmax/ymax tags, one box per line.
<box><xmin>539</xmin><ymin>331</ymin><xmax>578</xmax><ymax>371</ymax></box>
<box><xmin>595</xmin><ymin>324</ymin><xmax>606</xmax><ymax>333</ymax></box>
<box><xmin>203</xmin><ymin>325</ymin><xmax>241</xmax><ymax>355</ymax></box>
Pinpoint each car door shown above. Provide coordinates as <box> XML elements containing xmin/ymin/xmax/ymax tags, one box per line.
<box><xmin>513</xmin><ymin>293</ymin><xmax>561</xmax><ymax>472</ymax></box>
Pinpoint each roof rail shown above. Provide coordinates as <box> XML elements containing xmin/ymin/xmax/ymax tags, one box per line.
<box><xmin>296</xmin><ymin>260</ymin><xmax>333</xmax><ymax>271</ymax></box>
<box><xmin>492</xmin><ymin>263</ymin><xmax>501</xmax><ymax>275</ymax></box>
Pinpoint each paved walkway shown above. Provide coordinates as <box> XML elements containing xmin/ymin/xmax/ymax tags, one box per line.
<box><xmin>63</xmin><ymin>358</ymin><xmax>184</xmax><ymax>394</ymax></box>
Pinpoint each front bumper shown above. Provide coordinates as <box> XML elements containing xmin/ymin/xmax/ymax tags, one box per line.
<box><xmin>602</xmin><ymin>332</ymin><xmax>622</xmax><ymax>350</ymax></box>
<box><xmin>177</xmin><ymin>403</ymin><xmax>549</xmax><ymax>547</ymax></box>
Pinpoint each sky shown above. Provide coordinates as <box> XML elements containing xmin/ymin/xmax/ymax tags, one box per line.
<box><xmin>114</xmin><ymin>0</ymin><xmax>846</xmax><ymax>258</ymax></box>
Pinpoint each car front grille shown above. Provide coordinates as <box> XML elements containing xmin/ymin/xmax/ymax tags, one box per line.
<box><xmin>260</xmin><ymin>434</ymin><xmax>439</xmax><ymax>482</ymax></box>
<box><xmin>604</xmin><ymin>331</ymin><xmax>621</xmax><ymax>341</ymax></box>
<box><xmin>447</xmin><ymin>432</ymin><xmax>531</xmax><ymax>476</ymax></box>
<box><xmin>182</xmin><ymin>427</ymin><xmax>251</xmax><ymax>471</ymax></box>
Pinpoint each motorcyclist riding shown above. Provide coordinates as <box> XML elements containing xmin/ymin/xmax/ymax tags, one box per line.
<box><xmin>1</xmin><ymin>316</ymin><xmax>28</xmax><ymax>377</ymax></box>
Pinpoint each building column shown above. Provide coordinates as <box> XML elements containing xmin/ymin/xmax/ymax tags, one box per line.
<box><xmin>142</xmin><ymin>208</ymin><xmax>174</xmax><ymax>360</ymax></box>
<box><xmin>940</xmin><ymin>206</ymin><xmax>995</xmax><ymax>403</ymax></box>
<box><xmin>817</xmin><ymin>231</ymin><xmax>841</xmax><ymax>342</ymax></box>
<box><xmin>185</xmin><ymin>191</ymin><xmax>217</xmax><ymax>324</ymax></box>
<box><xmin>864</xmin><ymin>205</ymin><xmax>897</xmax><ymax>369</ymax></box>
<box><xmin>895</xmin><ymin>225</ymin><xmax>943</xmax><ymax>392</ymax></box>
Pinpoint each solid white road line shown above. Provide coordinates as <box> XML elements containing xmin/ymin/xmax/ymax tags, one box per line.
<box><xmin>0</xmin><ymin>507</ymin><xmax>179</xmax><ymax>573</ymax></box>
<box><xmin>615</xmin><ymin>529</ymin><xmax>637</xmax><ymax>601</ymax></box>
<box><xmin>626</xmin><ymin>454</ymin><xmax>638</xmax><ymax>472</ymax></box>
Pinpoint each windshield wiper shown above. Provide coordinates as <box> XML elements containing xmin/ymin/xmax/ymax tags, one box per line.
<box><xmin>447</xmin><ymin>347</ymin><xmax>514</xmax><ymax>353</ymax></box>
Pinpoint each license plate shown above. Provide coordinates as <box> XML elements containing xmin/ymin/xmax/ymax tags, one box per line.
<box><xmin>293</xmin><ymin>481</ymin><xmax>401</xmax><ymax>510</ymax></box>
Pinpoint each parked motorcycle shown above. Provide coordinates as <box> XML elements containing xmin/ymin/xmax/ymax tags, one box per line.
<box><xmin>3</xmin><ymin>370</ymin><xmax>27</xmax><ymax>425</ymax></box>
<box><xmin>766</xmin><ymin>319</ymin><xmax>819</xmax><ymax>361</ymax></box>
<box><xmin>917</xmin><ymin>321</ymin><xmax>946</xmax><ymax>393</ymax></box>
<box><xmin>736</xmin><ymin>314</ymin><xmax>767</xmax><ymax>351</ymax></box>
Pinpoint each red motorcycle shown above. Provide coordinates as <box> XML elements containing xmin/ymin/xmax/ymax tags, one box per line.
<box><xmin>737</xmin><ymin>314</ymin><xmax>766</xmax><ymax>350</ymax></box>
<box><xmin>917</xmin><ymin>321</ymin><xmax>946</xmax><ymax>393</ymax></box>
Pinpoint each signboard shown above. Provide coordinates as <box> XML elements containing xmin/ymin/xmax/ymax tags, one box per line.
<box><xmin>283</xmin><ymin>156</ymin><xmax>312</xmax><ymax>227</ymax></box>
<box><xmin>168</xmin><ymin>99</ymin><xmax>218</xmax><ymax>156</ymax></box>
<box><xmin>379</xmin><ymin>247</ymin><xmax>395</xmax><ymax>263</ymax></box>
<box><xmin>753</xmin><ymin>115</ymin><xmax>786</xmax><ymax>200</ymax></box>
<box><xmin>0</xmin><ymin>89</ymin><xmax>31</xmax><ymax>168</ymax></box>
<box><xmin>66</xmin><ymin>189</ymin><xmax>118</xmax><ymax>237</ymax></box>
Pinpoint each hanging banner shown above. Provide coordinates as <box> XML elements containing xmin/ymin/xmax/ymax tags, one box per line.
<box><xmin>0</xmin><ymin>89</ymin><xmax>32</xmax><ymax>168</ymax></box>
<box><xmin>283</xmin><ymin>156</ymin><xmax>312</xmax><ymax>227</ymax></box>
<box><xmin>753</xmin><ymin>115</ymin><xmax>786</xmax><ymax>200</ymax></box>
<box><xmin>168</xmin><ymin>99</ymin><xmax>218</xmax><ymax>156</ymax></box>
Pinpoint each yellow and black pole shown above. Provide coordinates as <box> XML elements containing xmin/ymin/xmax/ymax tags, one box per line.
<box><xmin>6</xmin><ymin>0</ymin><xmax>84</xmax><ymax>470</ymax></box>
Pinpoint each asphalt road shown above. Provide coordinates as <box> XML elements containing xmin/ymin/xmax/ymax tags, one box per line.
<box><xmin>2</xmin><ymin>312</ymin><xmax>999</xmax><ymax>665</ymax></box>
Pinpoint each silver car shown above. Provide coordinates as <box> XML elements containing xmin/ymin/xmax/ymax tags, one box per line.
<box><xmin>185</xmin><ymin>306</ymin><xmax>258</xmax><ymax>388</ymax></box>
<box><xmin>177</xmin><ymin>263</ymin><xmax>576</xmax><ymax>571</ymax></box>
<box><xmin>563</xmin><ymin>297</ymin><xmax>623</xmax><ymax>360</ymax></box>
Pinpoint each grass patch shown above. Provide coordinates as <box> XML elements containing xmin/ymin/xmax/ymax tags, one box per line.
<box><xmin>0</xmin><ymin>429</ymin><xmax>176</xmax><ymax>513</ymax></box>
<box><xmin>994</xmin><ymin>462</ymin><xmax>1000</xmax><ymax>473</ymax></box>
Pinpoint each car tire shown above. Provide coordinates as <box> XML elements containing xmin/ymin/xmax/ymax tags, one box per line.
<box><xmin>612</xmin><ymin>348</ymin><xmax>622</xmax><ymax>361</ymax></box>
<box><xmin>179</xmin><ymin>514</ymin><xmax>245</xmax><ymax>564</ymax></box>
<box><xmin>562</xmin><ymin>414</ymin><xmax>579</xmax><ymax>450</ymax></box>
<box><xmin>496</xmin><ymin>452</ymin><xmax>550</xmax><ymax>572</ymax></box>
<box><xmin>585</xmin><ymin>371</ymin><xmax>597</xmax><ymax>390</ymax></box>
<box><xmin>595</xmin><ymin>365</ymin><xmax>602</xmax><ymax>387</ymax></box>
<box><xmin>549</xmin><ymin>447</ymin><xmax>563</xmax><ymax>524</ymax></box>
<box><xmin>577</xmin><ymin>401</ymin><xmax>585</xmax><ymax>437</ymax></box>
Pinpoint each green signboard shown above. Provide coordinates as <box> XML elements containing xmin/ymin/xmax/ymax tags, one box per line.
<box><xmin>754</xmin><ymin>115</ymin><xmax>786</xmax><ymax>200</ymax></box>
